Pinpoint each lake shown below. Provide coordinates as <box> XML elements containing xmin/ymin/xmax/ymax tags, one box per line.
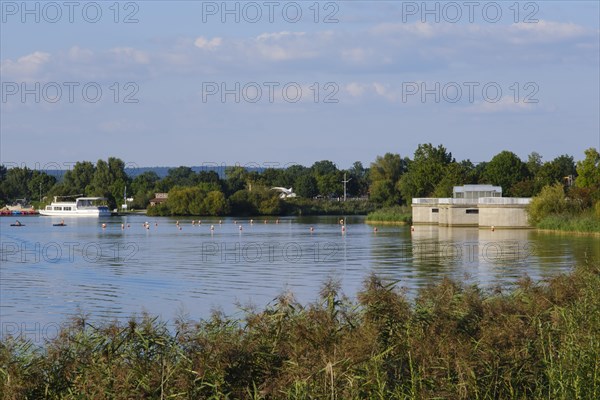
<box><xmin>1</xmin><ymin>215</ymin><xmax>597</xmax><ymax>338</ymax></box>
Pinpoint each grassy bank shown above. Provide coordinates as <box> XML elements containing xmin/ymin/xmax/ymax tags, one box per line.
<box><xmin>2</xmin><ymin>262</ymin><xmax>599</xmax><ymax>399</ymax></box>
<box><xmin>537</xmin><ymin>211</ymin><xmax>600</xmax><ymax>233</ymax></box>
<box><xmin>284</xmin><ymin>198</ymin><xmax>375</xmax><ymax>216</ymax></box>
<box><xmin>366</xmin><ymin>205</ymin><xmax>412</xmax><ymax>224</ymax></box>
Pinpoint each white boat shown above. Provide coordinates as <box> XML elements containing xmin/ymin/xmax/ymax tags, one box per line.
<box><xmin>39</xmin><ymin>197</ymin><xmax>111</xmax><ymax>217</ymax></box>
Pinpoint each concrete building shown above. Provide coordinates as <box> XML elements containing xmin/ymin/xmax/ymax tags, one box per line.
<box><xmin>412</xmin><ymin>185</ymin><xmax>531</xmax><ymax>228</ymax></box>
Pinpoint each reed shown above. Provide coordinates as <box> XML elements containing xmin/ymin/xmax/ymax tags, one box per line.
<box><xmin>366</xmin><ymin>206</ymin><xmax>412</xmax><ymax>224</ymax></box>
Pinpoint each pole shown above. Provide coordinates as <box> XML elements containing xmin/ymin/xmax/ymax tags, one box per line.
<box><xmin>341</xmin><ymin>173</ymin><xmax>352</xmax><ymax>202</ymax></box>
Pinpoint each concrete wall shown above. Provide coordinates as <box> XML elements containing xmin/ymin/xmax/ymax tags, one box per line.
<box><xmin>478</xmin><ymin>204</ymin><xmax>530</xmax><ymax>228</ymax></box>
<box><xmin>438</xmin><ymin>205</ymin><xmax>479</xmax><ymax>227</ymax></box>
<box><xmin>412</xmin><ymin>204</ymin><xmax>439</xmax><ymax>224</ymax></box>
<box><xmin>412</xmin><ymin>200</ymin><xmax>531</xmax><ymax>228</ymax></box>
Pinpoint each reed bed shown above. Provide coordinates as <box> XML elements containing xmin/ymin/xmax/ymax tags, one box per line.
<box><xmin>2</xmin><ymin>261</ymin><xmax>599</xmax><ymax>399</ymax></box>
<box><xmin>366</xmin><ymin>206</ymin><xmax>413</xmax><ymax>224</ymax></box>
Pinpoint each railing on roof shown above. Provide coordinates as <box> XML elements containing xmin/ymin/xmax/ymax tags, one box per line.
<box><xmin>478</xmin><ymin>197</ymin><xmax>531</xmax><ymax>205</ymax></box>
<box><xmin>412</xmin><ymin>198</ymin><xmax>439</xmax><ymax>205</ymax></box>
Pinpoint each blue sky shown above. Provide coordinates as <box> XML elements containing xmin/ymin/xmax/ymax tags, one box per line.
<box><xmin>1</xmin><ymin>1</ymin><xmax>599</xmax><ymax>170</ymax></box>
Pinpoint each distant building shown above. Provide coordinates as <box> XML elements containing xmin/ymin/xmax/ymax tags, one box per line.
<box><xmin>149</xmin><ymin>193</ymin><xmax>168</xmax><ymax>206</ymax></box>
<box><xmin>453</xmin><ymin>184</ymin><xmax>502</xmax><ymax>199</ymax></box>
<box><xmin>412</xmin><ymin>184</ymin><xmax>531</xmax><ymax>228</ymax></box>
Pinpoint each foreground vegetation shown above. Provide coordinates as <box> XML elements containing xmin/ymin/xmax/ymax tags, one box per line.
<box><xmin>2</xmin><ymin>262</ymin><xmax>599</xmax><ymax>399</ymax></box>
<box><xmin>366</xmin><ymin>205</ymin><xmax>412</xmax><ymax>224</ymax></box>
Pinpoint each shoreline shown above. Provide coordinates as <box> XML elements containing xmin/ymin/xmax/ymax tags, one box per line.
<box><xmin>365</xmin><ymin>219</ymin><xmax>409</xmax><ymax>225</ymax></box>
<box><xmin>535</xmin><ymin>228</ymin><xmax>600</xmax><ymax>237</ymax></box>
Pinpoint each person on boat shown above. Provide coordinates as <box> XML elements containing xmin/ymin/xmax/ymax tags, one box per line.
<box><xmin>14</xmin><ymin>220</ymin><xmax>22</xmax><ymax>226</ymax></box>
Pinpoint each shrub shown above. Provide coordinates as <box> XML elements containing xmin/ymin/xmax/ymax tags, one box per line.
<box><xmin>527</xmin><ymin>183</ymin><xmax>568</xmax><ymax>224</ymax></box>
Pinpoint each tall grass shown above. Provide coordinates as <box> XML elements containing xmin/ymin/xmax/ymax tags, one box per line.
<box><xmin>2</xmin><ymin>262</ymin><xmax>599</xmax><ymax>399</ymax></box>
<box><xmin>537</xmin><ymin>211</ymin><xmax>600</xmax><ymax>233</ymax></box>
<box><xmin>366</xmin><ymin>206</ymin><xmax>412</xmax><ymax>224</ymax></box>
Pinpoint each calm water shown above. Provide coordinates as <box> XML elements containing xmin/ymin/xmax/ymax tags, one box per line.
<box><xmin>1</xmin><ymin>215</ymin><xmax>597</xmax><ymax>334</ymax></box>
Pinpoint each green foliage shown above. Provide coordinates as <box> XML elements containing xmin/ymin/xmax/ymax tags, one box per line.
<box><xmin>366</xmin><ymin>206</ymin><xmax>412</xmax><ymax>223</ymax></box>
<box><xmin>2</xmin><ymin>262</ymin><xmax>599</xmax><ymax>399</ymax></box>
<box><xmin>369</xmin><ymin>153</ymin><xmax>406</xmax><ymax>205</ymax></box>
<box><xmin>482</xmin><ymin>150</ymin><xmax>527</xmax><ymax>195</ymax></box>
<box><xmin>285</xmin><ymin>198</ymin><xmax>375</xmax><ymax>215</ymax></box>
<box><xmin>527</xmin><ymin>183</ymin><xmax>568</xmax><ymax>224</ymax></box>
<box><xmin>535</xmin><ymin>154</ymin><xmax>577</xmax><ymax>194</ymax></box>
<box><xmin>293</xmin><ymin>174</ymin><xmax>318</xmax><ymax>198</ymax></box>
<box><xmin>398</xmin><ymin>144</ymin><xmax>453</xmax><ymax>202</ymax></box>
<box><xmin>575</xmin><ymin>147</ymin><xmax>600</xmax><ymax>189</ymax></box>
<box><xmin>536</xmin><ymin>211</ymin><xmax>600</xmax><ymax>232</ymax></box>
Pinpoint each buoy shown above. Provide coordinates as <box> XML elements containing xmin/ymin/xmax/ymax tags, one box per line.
<box><xmin>146</xmin><ymin>224</ymin><xmax>150</xmax><ymax>230</ymax></box>
<box><xmin>210</xmin><ymin>225</ymin><xmax>215</xmax><ymax>231</ymax></box>
<box><xmin>178</xmin><ymin>226</ymin><xmax>182</xmax><ymax>231</ymax></box>
<box><xmin>155</xmin><ymin>222</ymin><xmax>158</xmax><ymax>227</ymax></box>
<box><xmin>239</xmin><ymin>225</ymin><xmax>243</xmax><ymax>231</ymax></box>
<box><xmin>127</xmin><ymin>224</ymin><xmax>131</xmax><ymax>228</ymax></box>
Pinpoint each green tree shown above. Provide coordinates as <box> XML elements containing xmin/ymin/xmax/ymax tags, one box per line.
<box><xmin>1</xmin><ymin>167</ymin><xmax>32</xmax><ymax>200</ymax></box>
<box><xmin>482</xmin><ymin>151</ymin><xmax>527</xmax><ymax>196</ymax></box>
<box><xmin>398</xmin><ymin>144</ymin><xmax>453</xmax><ymax>202</ymax></box>
<box><xmin>575</xmin><ymin>148</ymin><xmax>600</xmax><ymax>189</ymax></box>
<box><xmin>294</xmin><ymin>174</ymin><xmax>318</xmax><ymax>198</ymax></box>
<box><xmin>62</xmin><ymin>161</ymin><xmax>95</xmax><ymax>195</ymax></box>
<box><xmin>203</xmin><ymin>191</ymin><xmax>229</xmax><ymax>215</ymax></box>
<box><xmin>527</xmin><ymin>183</ymin><xmax>568</xmax><ymax>224</ymax></box>
<box><xmin>369</xmin><ymin>153</ymin><xmax>406</xmax><ymax>205</ymax></box>
<box><xmin>535</xmin><ymin>154</ymin><xmax>576</xmax><ymax>193</ymax></box>
<box><xmin>131</xmin><ymin>171</ymin><xmax>160</xmax><ymax>209</ymax></box>
<box><xmin>225</xmin><ymin>166</ymin><xmax>249</xmax><ymax>195</ymax></box>
<box><xmin>28</xmin><ymin>171</ymin><xmax>57</xmax><ymax>203</ymax></box>
<box><xmin>526</xmin><ymin>151</ymin><xmax>543</xmax><ymax>177</ymax></box>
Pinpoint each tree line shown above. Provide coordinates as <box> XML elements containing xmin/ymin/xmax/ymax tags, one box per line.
<box><xmin>1</xmin><ymin>145</ymin><xmax>598</xmax><ymax>217</ymax></box>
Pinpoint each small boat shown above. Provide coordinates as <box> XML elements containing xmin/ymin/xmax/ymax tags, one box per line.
<box><xmin>40</xmin><ymin>196</ymin><xmax>111</xmax><ymax>217</ymax></box>
<box><xmin>53</xmin><ymin>223</ymin><xmax>67</xmax><ymax>227</ymax></box>
<box><xmin>10</xmin><ymin>223</ymin><xmax>25</xmax><ymax>227</ymax></box>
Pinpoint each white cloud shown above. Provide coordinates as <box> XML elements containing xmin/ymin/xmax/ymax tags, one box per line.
<box><xmin>256</xmin><ymin>31</ymin><xmax>306</xmax><ymax>41</ymax></box>
<box><xmin>68</xmin><ymin>46</ymin><xmax>94</xmax><ymax>62</ymax></box>
<box><xmin>0</xmin><ymin>51</ymin><xmax>51</xmax><ymax>81</ymax></box>
<box><xmin>110</xmin><ymin>47</ymin><xmax>150</xmax><ymax>64</ymax></box>
<box><xmin>345</xmin><ymin>82</ymin><xmax>368</xmax><ymax>97</ymax></box>
<box><xmin>465</xmin><ymin>97</ymin><xmax>537</xmax><ymax>114</ymax></box>
<box><xmin>194</xmin><ymin>36</ymin><xmax>223</xmax><ymax>50</ymax></box>
<box><xmin>508</xmin><ymin>20</ymin><xmax>590</xmax><ymax>44</ymax></box>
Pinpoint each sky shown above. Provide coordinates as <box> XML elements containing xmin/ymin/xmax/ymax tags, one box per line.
<box><xmin>1</xmin><ymin>1</ymin><xmax>599</xmax><ymax>171</ymax></box>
